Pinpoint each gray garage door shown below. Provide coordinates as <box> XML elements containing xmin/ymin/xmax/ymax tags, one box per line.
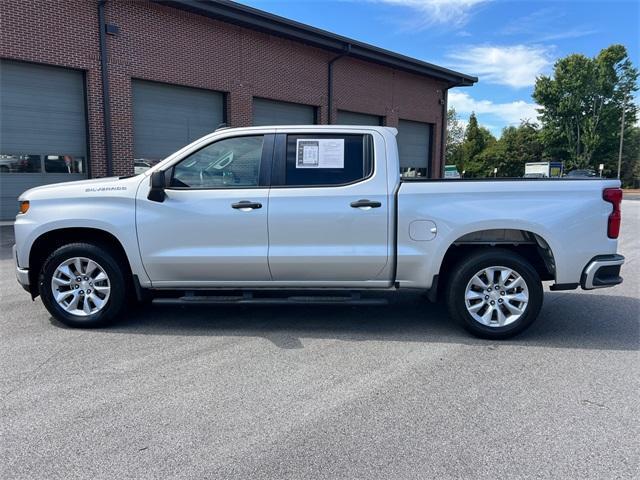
<box><xmin>132</xmin><ymin>80</ymin><xmax>224</xmax><ymax>164</ymax></box>
<box><xmin>252</xmin><ymin>98</ymin><xmax>316</xmax><ymax>126</ymax></box>
<box><xmin>337</xmin><ymin>110</ymin><xmax>382</xmax><ymax>126</ymax></box>
<box><xmin>397</xmin><ymin>119</ymin><xmax>432</xmax><ymax>178</ymax></box>
<box><xmin>0</xmin><ymin>60</ymin><xmax>87</xmax><ymax>220</ymax></box>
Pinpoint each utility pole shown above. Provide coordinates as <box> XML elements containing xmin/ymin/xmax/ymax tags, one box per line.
<box><xmin>617</xmin><ymin>93</ymin><xmax>628</xmax><ymax>180</ymax></box>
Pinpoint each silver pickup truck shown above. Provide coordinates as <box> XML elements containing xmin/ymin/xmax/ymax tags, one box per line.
<box><xmin>13</xmin><ymin>126</ymin><xmax>624</xmax><ymax>339</ymax></box>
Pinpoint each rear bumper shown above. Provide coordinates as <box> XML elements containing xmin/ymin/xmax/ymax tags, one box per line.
<box><xmin>581</xmin><ymin>254</ymin><xmax>624</xmax><ymax>290</ymax></box>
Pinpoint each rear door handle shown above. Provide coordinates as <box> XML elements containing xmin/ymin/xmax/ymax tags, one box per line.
<box><xmin>231</xmin><ymin>201</ymin><xmax>262</xmax><ymax>210</ymax></box>
<box><xmin>350</xmin><ymin>199</ymin><xmax>382</xmax><ymax>209</ymax></box>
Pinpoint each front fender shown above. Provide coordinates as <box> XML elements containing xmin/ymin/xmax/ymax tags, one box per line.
<box><xmin>14</xmin><ymin>195</ymin><xmax>150</xmax><ymax>286</ymax></box>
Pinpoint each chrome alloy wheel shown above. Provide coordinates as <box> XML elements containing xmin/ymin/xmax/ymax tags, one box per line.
<box><xmin>464</xmin><ymin>266</ymin><xmax>529</xmax><ymax>327</ymax></box>
<box><xmin>50</xmin><ymin>257</ymin><xmax>111</xmax><ymax>317</ymax></box>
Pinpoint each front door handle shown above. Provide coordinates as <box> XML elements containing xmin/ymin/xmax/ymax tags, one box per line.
<box><xmin>350</xmin><ymin>199</ymin><xmax>382</xmax><ymax>209</ymax></box>
<box><xmin>231</xmin><ymin>201</ymin><xmax>262</xmax><ymax>210</ymax></box>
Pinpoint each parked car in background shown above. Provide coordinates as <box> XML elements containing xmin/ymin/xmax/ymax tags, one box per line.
<box><xmin>0</xmin><ymin>158</ymin><xmax>14</xmax><ymax>173</ymax></box>
<box><xmin>134</xmin><ymin>160</ymin><xmax>152</xmax><ymax>175</ymax></box>
<box><xmin>566</xmin><ymin>169</ymin><xmax>598</xmax><ymax>178</ymax></box>
<box><xmin>13</xmin><ymin>126</ymin><xmax>625</xmax><ymax>339</ymax></box>
<box><xmin>0</xmin><ymin>154</ymin><xmax>41</xmax><ymax>173</ymax></box>
<box><xmin>444</xmin><ymin>165</ymin><xmax>461</xmax><ymax>179</ymax></box>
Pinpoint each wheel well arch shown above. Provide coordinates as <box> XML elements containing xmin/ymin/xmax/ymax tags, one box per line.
<box><xmin>433</xmin><ymin>229</ymin><xmax>556</xmax><ymax>300</ymax></box>
<box><xmin>28</xmin><ymin>227</ymin><xmax>134</xmax><ymax>296</ymax></box>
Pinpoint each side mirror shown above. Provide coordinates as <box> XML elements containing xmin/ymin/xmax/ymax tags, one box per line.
<box><xmin>148</xmin><ymin>170</ymin><xmax>166</xmax><ymax>202</ymax></box>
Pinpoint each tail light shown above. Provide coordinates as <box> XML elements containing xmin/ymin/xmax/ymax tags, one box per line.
<box><xmin>603</xmin><ymin>188</ymin><xmax>622</xmax><ymax>239</ymax></box>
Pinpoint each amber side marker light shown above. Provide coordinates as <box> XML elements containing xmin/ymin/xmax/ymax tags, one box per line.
<box><xmin>18</xmin><ymin>201</ymin><xmax>30</xmax><ymax>214</ymax></box>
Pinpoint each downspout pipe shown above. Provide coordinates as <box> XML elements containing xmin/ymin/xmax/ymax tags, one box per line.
<box><xmin>327</xmin><ymin>44</ymin><xmax>351</xmax><ymax>124</ymax></box>
<box><xmin>98</xmin><ymin>0</ymin><xmax>114</xmax><ymax>176</ymax></box>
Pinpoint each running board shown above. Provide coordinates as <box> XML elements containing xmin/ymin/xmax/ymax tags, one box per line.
<box><xmin>152</xmin><ymin>291</ymin><xmax>388</xmax><ymax>306</ymax></box>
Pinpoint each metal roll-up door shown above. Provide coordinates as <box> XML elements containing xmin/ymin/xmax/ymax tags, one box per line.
<box><xmin>132</xmin><ymin>80</ymin><xmax>224</xmax><ymax>163</ymax></box>
<box><xmin>397</xmin><ymin>119</ymin><xmax>432</xmax><ymax>178</ymax></box>
<box><xmin>337</xmin><ymin>110</ymin><xmax>382</xmax><ymax>126</ymax></box>
<box><xmin>0</xmin><ymin>60</ymin><xmax>88</xmax><ymax>220</ymax></box>
<box><xmin>252</xmin><ymin>98</ymin><xmax>316</xmax><ymax>126</ymax></box>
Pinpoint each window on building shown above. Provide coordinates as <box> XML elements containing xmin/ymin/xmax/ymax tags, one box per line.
<box><xmin>253</xmin><ymin>98</ymin><xmax>316</xmax><ymax>126</ymax></box>
<box><xmin>44</xmin><ymin>155</ymin><xmax>85</xmax><ymax>173</ymax></box>
<box><xmin>284</xmin><ymin>134</ymin><xmax>373</xmax><ymax>186</ymax></box>
<box><xmin>0</xmin><ymin>154</ymin><xmax>41</xmax><ymax>173</ymax></box>
<box><xmin>170</xmin><ymin>135</ymin><xmax>264</xmax><ymax>188</ymax></box>
<box><xmin>336</xmin><ymin>110</ymin><xmax>383</xmax><ymax>126</ymax></box>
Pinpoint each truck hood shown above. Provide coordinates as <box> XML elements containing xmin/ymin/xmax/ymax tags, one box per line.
<box><xmin>18</xmin><ymin>175</ymin><xmax>144</xmax><ymax>201</ymax></box>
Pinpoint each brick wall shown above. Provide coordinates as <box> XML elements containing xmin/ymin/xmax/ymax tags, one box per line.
<box><xmin>332</xmin><ymin>56</ymin><xmax>448</xmax><ymax>174</ymax></box>
<box><xmin>0</xmin><ymin>0</ymin><xmax>448</xmax><ymax>178</ymax></box>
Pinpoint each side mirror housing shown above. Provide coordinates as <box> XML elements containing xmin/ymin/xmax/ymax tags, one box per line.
<box><xmin>148</xmin><ymin>170</ymin><xmax>166</xmax><ymax>202</ymax></box>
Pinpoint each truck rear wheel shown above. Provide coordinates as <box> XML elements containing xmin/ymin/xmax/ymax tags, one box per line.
<box><xmin>39</xmin><ymin>243</ymin><xmax>126</xmax><ymax>328</ymax></box>
<box><xmin>445</xmin><ymin>249</ymin><xmax>543</xmax><ymax>339</ymax></box>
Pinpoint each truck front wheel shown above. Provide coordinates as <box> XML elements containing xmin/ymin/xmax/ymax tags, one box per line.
<box><xmin>445</xmin><ymin>249</ymin><xmax>543</xmax><ymax>339</ymax></box>
<box><xmin>39</xmin><ymin>243</ymin><xmax>126</xmax><ymax>328</ymax></box>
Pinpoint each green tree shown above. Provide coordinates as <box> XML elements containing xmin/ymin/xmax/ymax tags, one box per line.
<box><xmin>619</xmin><ymin>125</ymin><xmax>640</xmax><ymax>187</ymax></box>
<box><xmin>533</xmin><ymin>44</ymin><xmax>638</xmax><ymax>170</ymax></box>
<box><xmin>475</xmin><ymin>121</ymin><xmax>544</xmax><ymax>177</ymax></box>
<box><xmin>445</xmin><ymin>107</ymin><xmax>465</xmax><ymax>170</ymax></box>
<box><xmin>462</xmin><ymin>113</ymin><xmax>484</xmax><ymax>163</ymax></box>
<box><xmin>501</xmin><ymin>121</ymin><xmax>544</xmax><ymax>176</ymax></box>
<box><xmin>474</xmin><ymin>142</ymin><xmax>506</xmax><ymax>177</ymax></box>
<box><xmin>460</xmin><ymin>113</ymin><xmax>497</xmax><ymax>176</ymax></box>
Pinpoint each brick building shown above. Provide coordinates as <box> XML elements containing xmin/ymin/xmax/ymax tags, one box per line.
<box><xmin>0</xmin><ymin>0</ymin><xmax>476</xmax><ymax>219</ymax></box>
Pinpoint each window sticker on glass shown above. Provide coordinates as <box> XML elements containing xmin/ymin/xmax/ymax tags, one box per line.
<box><xmin>295</xmin><ymin>139</ymin><xmax>344</xmax><ymax>169</ymax></box>
<box><xmin>297</xmin><ymin>141</ymin><xmax>319</xmax><ymax>167</ymax></box>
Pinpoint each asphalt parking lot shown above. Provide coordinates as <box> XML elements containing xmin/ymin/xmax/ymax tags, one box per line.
<box><xmin>1</xmin><ymin>200</ymin><xmax>638</xmax><ymax>480</ymax></box>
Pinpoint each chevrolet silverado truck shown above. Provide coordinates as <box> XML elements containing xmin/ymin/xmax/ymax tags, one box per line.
<box><xmin>13</xmin><ymin>126</ymin><xmax>625</xmax><ymax>339</ymax></box>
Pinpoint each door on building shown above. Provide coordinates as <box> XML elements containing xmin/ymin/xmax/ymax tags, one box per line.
<box><xmin>267</xmin><ymin>131</ymin><xmax>390</xmax><ymax>285</ymax></box>
<box><xmin>0</xmin><ymin>60</ymin><xmax>88</xmax><ymax>220</ymax></box>
<box><xmin>397</xmin><ymin>119</ymin><xmax>433</xmax><ymax>178</ymax></box>
<box><xmin>336</xmin><ymin>110</ymin><xmax>383</xmax><ymax>126</ymax></box>
<box><xmin>132</xmin><ymin>80</ymin><xmax>225</xmax><ymax>168</ymax></box>
<box><xmin>136</xmin><ymin>133</ymin><xmax>274</xmax><ymax>286</ymax></box>
<box><xmin>252</xmin><ymin>98</ymin><xmax>316</xmax><ymax>126</ymax></box>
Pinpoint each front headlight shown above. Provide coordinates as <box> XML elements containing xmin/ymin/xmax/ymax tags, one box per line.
<box><xmin>18</xmin><ymin>201</ymin><xmax>29</xmax><ymax>214</ymax></box>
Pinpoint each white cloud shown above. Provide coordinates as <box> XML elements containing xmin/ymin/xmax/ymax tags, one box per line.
<box><xmin>448</xmin><ymin>91</ymin><xmax>540</xmax><ymax>127</ymax></box>
<box><xmin>536</xmin><ymin>28</ymin><xmax>598</xmax><ymax>42</ymax></box>
<box><xmin>447</xmin><ymin>44</ymin><xmax>552</xmax><ymax>88</ymax></box>
<box><xmin>500</xmin><ymin>8</ymin><xmax>597</xmax><ymax>42</ymax></box>
<box><xmin>374</xmin><ymin>0</ymin><xmax>490</xmax><ymax>27</ymax></box>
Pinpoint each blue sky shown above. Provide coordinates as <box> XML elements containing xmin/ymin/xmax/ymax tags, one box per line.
<box><xmin>237</xmin><ymin>0</ymin><xmax>639</xmax><ymax>136</ymax></box>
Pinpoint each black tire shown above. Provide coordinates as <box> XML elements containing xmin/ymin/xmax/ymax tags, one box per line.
<box><xmin>39</xmin><ymin>243</ymin><xmax>127</xmax><ymax>328</ymax></box>
<box><xmin>445</xmin><ymin>248</ymin><xmax>543</xmax><ymax>339</ymax></box>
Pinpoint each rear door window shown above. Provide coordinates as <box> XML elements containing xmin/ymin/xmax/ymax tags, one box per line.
<box><xmin>283</xmin><ymin>134</ymin><xmax>373</xmax><ymax>186</ymax></box>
